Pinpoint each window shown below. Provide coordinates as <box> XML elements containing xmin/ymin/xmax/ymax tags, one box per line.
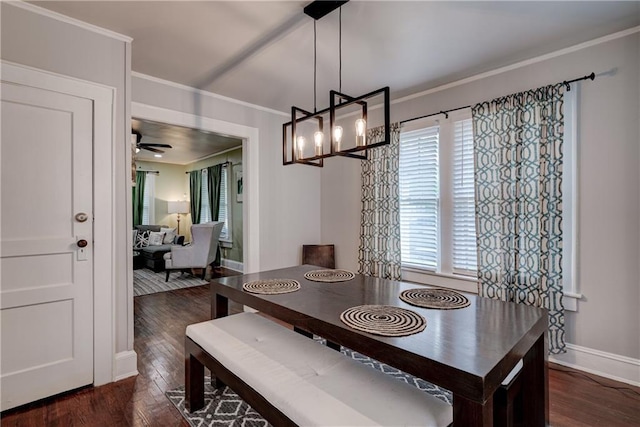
<box><xmin>399</xmin><ymin>126</ymin><xmax>439</xmax><ymax>270</ymax></box>
<box><xmin>200</xmin><ymin>170</ymin><xmax>212</xmax><ymax>223</ymax></box>
<box><xmin>452</xmin><ymin>119</ymin><xmax>477</xmax><ymax>274</ymax></box>
<box><xmin>141</xmin><ymin>173</ymin><xmax>155</xmax><ymax>225</ymax></box>
<box><xmin>399</xmin><ymin>111</ymin><xmax>476</xmax><ymax>277</ymax></box>
<box><xmin>399</xmin><ymin>98</ymin><xmax>578</xmax><ymax>307</ymax></box>
<box><xmin>218</xmin><ymin>166</ymin><xmax>230</xmax><ymax>241</ymax></box>
<box><xmin>199</xmin><ymin>166</ymin><xmax>232</xmax><ymax>243</ymax></box>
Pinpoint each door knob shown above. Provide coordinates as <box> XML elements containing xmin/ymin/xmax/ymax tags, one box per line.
<box><xmin>75</xmin><ymin>213</ymin><xmax>89</xmax><ymax>223</ymax></box>
<box><xmin>77</xmin><ymin>239</ymin><xmax>88</xmax><ymax>248</ymax></box>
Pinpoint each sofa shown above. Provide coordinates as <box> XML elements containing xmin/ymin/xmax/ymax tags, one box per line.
<box><xmin>133</xmin><ymin>225</ymin><xmax>185</xmax><ymax>272</ymax></box>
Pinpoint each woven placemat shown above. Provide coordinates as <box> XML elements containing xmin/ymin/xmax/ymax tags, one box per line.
<box><xmin>304</xmin><ymin>269</ymin><xmax>355</xmax><ymax>282</ymax></box>
<box><xmin>400</xmin><ymin>288</ymin><xmax>470</xmax><ymax>310</ymax></box>
<box><xmin>242</xmin><ymin>279</ymin><xmax>300</xmax><ymax>295</ymax></box>
<box><xmin>340</xmin><ymin>305</ymin><xmax>426</xmax><ymax>337</ymax></box>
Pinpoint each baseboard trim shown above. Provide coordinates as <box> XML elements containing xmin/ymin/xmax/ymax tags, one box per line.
<box><xmin>221</xmin><ymin>258</ymin><xmax>244</xmax><ymax>273</ymax></box>
<box><xmin>550</xmin><ymin>343</ymin><xmax>640</xmax><ymax>387</ymax></box>
<box><xmin>114</xmin><ymin>350</ymin><xmax>138</xmax><ymax>382</ymax></box>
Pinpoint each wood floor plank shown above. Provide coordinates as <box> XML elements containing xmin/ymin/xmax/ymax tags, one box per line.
<box><xmin>1</xmin><ymin>268</ymin><xmax>638</xmax><ymax>426</ymax></box>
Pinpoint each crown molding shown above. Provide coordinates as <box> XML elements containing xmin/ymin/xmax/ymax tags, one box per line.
<box><xmin>6</xmin><ymin>1</ymin><xmax>132</xmax><ymax>43</ymax></box>
<box><xmin>392</xmin><ymin>25</ymin><xmax>640</xmax><ymax>106</ymax></box>
<box><xmin>132</xmin><ymin>72</ymin><xmax>289</xmax><ymax>118</ymax></box>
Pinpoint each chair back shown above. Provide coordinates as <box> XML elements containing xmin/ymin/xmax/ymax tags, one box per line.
<box><xmin>302</xmin><ymin>244</ymin><xmax>335</xmax><ymax>269</ymax></box>
<box><xmin>190</xmin><ymin>222</ymin><xmax>224</xmax><ymax>267</ymax></box>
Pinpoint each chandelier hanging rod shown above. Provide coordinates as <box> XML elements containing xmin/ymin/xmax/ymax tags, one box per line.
<box><xmin>283</xmin><ymin>0</ymin><xmax>391</xmax><ymax>167</ymax></box>
<box><xmin>304</xmin><ymin>1</ymin><xmax>349</xmax><ymax>20</ymax></box>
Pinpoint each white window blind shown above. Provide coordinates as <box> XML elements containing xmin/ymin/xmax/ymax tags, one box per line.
<box><xmin>200</xmin><ymin>169</ymin><xmax>212</xmax><ymax>223</ymax></box>
<box><xmin>141</xmin><ymin>173</ymin><xmax>155</xmax><ymax>225</ymax></box>
<box><xmin>399</xmin><ymin>126</ymin><xmax>439</xmax><ymax>270</ymax></box>
<box><xmin>452</xmin><ymin>119</ymin><xmax>477</xmax><ymax>274</ymax></box>
<box><xmin>218</xmin><ymin>166</ymin><xmax>229</xmax><ymax>240</ymax></box>
<box><xmin>399</xmin><ymin>110</ymin><xmax>478</xmax><ymax>284</ymax></box>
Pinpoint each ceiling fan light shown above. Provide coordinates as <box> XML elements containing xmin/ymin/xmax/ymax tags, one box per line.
<box><xmin>154</xmin><ymin>154</ymin><xmax>162</xmax><ymax>158</ymax></box>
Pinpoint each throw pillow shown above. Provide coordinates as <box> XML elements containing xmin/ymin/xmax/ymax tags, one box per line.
<box><xmin>134</xmin><ymin>230</ymin><xmax>150</xmax><ymax>249</ymax></box>
<box><xmin>148</xmin><ymin>231</ymin><xmax>165</xmax><ymax>246</ymax></box>
<box><xmin>160</xmin><ymin>227</ymin><xmax>177</xmax><ymax>244</ymax></box>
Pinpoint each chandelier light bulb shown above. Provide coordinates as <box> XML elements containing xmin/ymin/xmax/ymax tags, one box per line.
<box><xmin>355</xmin><ymin>118</ymin><xmax>366</xmax><ymax>147</ymax></box>
<box><xmin>296</xmin><ymin>136</ymin><xmax>306</xmax><ymax>160</ymax></box>
<box><xmin>314</xmin><ymin>131</ymin><xmax>323</xmax><ymax>156</ymax></box>
<box><xmin>333</xmin><ymin>126</ymin><xmax>343</xmax><ymax>151</ymax></box>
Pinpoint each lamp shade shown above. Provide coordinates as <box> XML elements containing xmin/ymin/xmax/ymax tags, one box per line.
<box><xmin>168</xmin><ymin>201</ymin><xmax>189</xmax><ymax>214</ymax></box>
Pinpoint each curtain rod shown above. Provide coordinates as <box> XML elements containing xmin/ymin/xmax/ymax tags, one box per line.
<box><xmin>400</xmin><ymin>72</ymin><xmax>595</xmax><ymax>125</ymax></box>
<box><xmin>138</xmin><ymin>170</ymin><xmax>159</xmax><ymax>175</ymax></box>
<box><xmin>185</xmin><ymin>161</ymin><xmax>230</xmax><ymax>174</ymax></box>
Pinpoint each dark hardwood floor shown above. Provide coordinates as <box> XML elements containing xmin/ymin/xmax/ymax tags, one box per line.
<box><xmin>2</xmin><ymin>271</ymin><xmax>639</xmax><ymax>426</ymax></box>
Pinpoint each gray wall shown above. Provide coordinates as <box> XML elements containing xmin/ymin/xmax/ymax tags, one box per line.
<box><xmin>321</xmin><ymin>33</ymin><xmax>640</xmax><ymax>360</ymax></box>
<box><xmin>132</xmin><ymin>75</ymin><xmax>322</xmax><ymax>272</ymax></box>
<box><xmin>1</xmin><ymin>3</ymin><xmax>133</xmax><ymax>354</ymax></box>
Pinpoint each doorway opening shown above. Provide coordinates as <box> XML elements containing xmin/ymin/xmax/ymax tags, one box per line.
<box><xmin>131</xmin><ymin>117</ymin><xmax>245</xmax><ymax>295</ymax></box>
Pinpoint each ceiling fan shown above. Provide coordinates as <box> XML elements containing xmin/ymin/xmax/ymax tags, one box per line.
<box><xmin>132</xmin><ymin>130</ymin><xmax>172</xmax><ymax>154</ymax></box>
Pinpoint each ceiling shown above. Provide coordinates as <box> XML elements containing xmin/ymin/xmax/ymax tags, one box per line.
<box><xmin>132</xmin><ymin>118</ymin><xmax>241</xmax><ymax>165</ymax></box>
<box><xmin>31</xmin><ymin>1</ymin><xmax>639</xmax><ymax>157</ymax></box>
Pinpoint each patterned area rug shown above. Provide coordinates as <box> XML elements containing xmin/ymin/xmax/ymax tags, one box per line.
<box><xmin>166</xmin><ymin>344</ymin><xmax>452</xmax><ymax>427</ymax></box>
<box><xmin>133</xmin><ymin>268</ymin><xmax>207</xmax><ymax>296</ymax></box>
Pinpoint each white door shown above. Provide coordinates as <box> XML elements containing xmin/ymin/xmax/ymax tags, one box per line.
<box><xmin>1</xmin><ymin>80</ymin><xmax>94</xmax><ymax>411</ymax></box>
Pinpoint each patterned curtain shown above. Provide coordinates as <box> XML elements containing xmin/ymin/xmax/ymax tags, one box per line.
<box><xmin>207</xmin><ymin>164</ymin><xmax>222</xmax><ymax>221</ymax></box>
<box><xmin>358</xmin><ymin>123</ymin><xmax>402</xmax><ymax>280</ymax></box>
<box><xmin>189</xmin><ymin>170</ymin><xmax>202</xmax><ymax>225</ymax></box>
<box><xmin>472</xmin><ymin>84</ymin><xmax>566</xmax><ymax>354</ymax></box>
<box><xmin>132</xmin><ymin>171</ymin><xmax>146</xmax><ymax>226</ymax></box>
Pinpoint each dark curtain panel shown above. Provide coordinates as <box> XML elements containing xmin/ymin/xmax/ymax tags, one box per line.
<box><xmin>207</xmin><ymin>164</ymin><xmax>223</xmax><ymax>221</ymax></box>
<box><xmin>207</xmin><ymin>164</ymin><xmax>224</xmax><ymax>267</ymax></box>
<box><xmin>189</xmin><ymin>170</ymin><xmax>202</xmax><ymax>224</ymax></box>
<box><xmin>132</xmin><ymin>171</ymin><xmax>146</xmax><ymax>226</ymax></box>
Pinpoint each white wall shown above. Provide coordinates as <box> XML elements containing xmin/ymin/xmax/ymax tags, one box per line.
<box><xmin>132</xmin><ymin>75</ymin><xmax>322</xmax><ymax>272</ymax></box>
<box><xmin>322</xmin><ymin>32</ymin><xmax>640</xmax><ymax>367</ymax></box>
<box><xmin>1</xmin><ymin>3</ymin><xmax>133</xmax><ymax>358</ymax></box>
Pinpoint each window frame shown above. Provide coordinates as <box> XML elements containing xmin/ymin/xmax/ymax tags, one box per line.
<box><xmin>399</xmin><ymin>100</ymin><xmax>580</xmax><ymax>311</ymax></box>
<box><xmin>141</xmin><ymin>172</ymin><xmax>155</xmax><ymax>225</ymax></box>
<box><xmin>198</xmin><ymin>166</ymin><xmax>233</xmax><ymax>246</ymax></box>
<box><xmin>398</xmin><ymin>122</ymin><xmax>440</xmax><ymax>271</ymax></box>
<box><xmin>399</xmin><ymin>109</ymin><xmax>477</xmax><ymax>287</ymax></box>
<box><xmin>218</xmin><ymin>165</ymin><xmax>233</xmax><ymax>244</ymax></box>
<box><xmin>562</xmin><ymin>85</ymin><xmax>581</xmax><ymax>310</ymax></box>
<box><xmin>199</xmin><ymin>169</ymin><xmax>212</xmax><ymax>224</ymax></box>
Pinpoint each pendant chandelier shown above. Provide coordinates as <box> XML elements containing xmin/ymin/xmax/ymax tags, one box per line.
<box><xmin>283</xmin><ymin>0</ymin><xmax>390</xmax><ymax>167</ymax></box>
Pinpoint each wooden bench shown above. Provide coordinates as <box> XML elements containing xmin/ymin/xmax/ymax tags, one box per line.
<box><xmin>185</xmin><ymin>312</ymin><xmax>453</xmax><ymax>426</ymax></box>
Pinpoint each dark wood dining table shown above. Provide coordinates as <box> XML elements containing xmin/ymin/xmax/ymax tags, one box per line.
<box><xmin>210</xmin><ymin>264</ymin><xmax>548</xmax><ymax>426</ymax></box>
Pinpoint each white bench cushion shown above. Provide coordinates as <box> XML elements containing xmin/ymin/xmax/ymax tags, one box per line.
<box><xmin>187</xmin><ymin>312</ymin><xmax>453</xmax><ymax>427</ymax></box>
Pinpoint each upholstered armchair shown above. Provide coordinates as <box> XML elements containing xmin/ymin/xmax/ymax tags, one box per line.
<box><xmin>164</xmin><ymin>222</ymin><xmax>224</xmax><ymax>282</ymax></box>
